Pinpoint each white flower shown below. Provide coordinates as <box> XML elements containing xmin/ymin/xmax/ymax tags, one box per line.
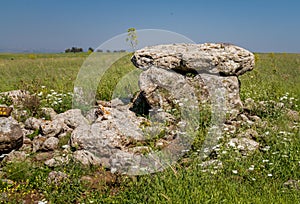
<box><xmin>228</xmin><ymin>140</ymin><xmax>236</xmax><ymax>147</ymax></box>
<box><xmin>249</xmin><ymin>165</ymin><xmax>255</xmax><ymax>171</ymax></box>
<box><xmin>41</xmin><ymin>86</ymin><xmax>46</xmax><ymax>89</ymax></box>
<box><xmin>267</xmin><ymin>173</ymin><xmax>272</xmax><ymax>177</ymax></box>
<box><xmin>232</xmin><ymin>170</ymin><xmax>238</xmax><ymax>174</ymax></box>
<box><xmin>262</xmin><ymin>159</ymin><xmax>269</xmax><ymax>163</ymax></box>
<box><xmin>261</xmin><ymin>146</ymin><xmax>270</xmax><ymax>151</ymax></box>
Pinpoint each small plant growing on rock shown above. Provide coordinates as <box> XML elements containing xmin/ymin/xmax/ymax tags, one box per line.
<box><xmin>0</xmin><ymin>94</ymin><xmax>13</xmax><ymax>106</ymax></box>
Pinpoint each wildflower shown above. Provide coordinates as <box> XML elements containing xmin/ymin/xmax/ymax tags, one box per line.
<box><xmin>279</xmin><ymin>131</ymin><xmax>286</xmax><ymax>134</ymax></box>
<box><xmin>228</xmin><ymin>140</ymin><xmax>236</xmax><ymax>147</ymax></box>
<box><xmin>173</xmin><ymin>99</ymin><xmax>179</xmax><ymax>104</ymax></box>
<box><xmin>41</xmin><ymin>86</ymin><xmax>46</xmax><ymax>89</ymax></box>
<box><xmin>262</xmin><ymin>159</ymin><xmax>269</xmax><ymax>163</ymax></box>
<box><xmin>232</xmin><ymin>170</ymin><xmax>238</xmax><ymax>174</ymax></box>
<box><xmin>267</xmin><ymin>173</ymin><xmax>273</xmax><ymax>177</ymax></box>
<box><xmin>261</xmin><ymin>146</ymin><xmax>270</xmax><ymax>151</ymax></box>
<box><xmin>249</xmin><ymin>165</ymin><xmax>255</xmax><ymax>171</ymax></box>
<box><xmin>280</xmin><ymin>96</ymin><xmax>288</xmax><ymax>101</ymax></box>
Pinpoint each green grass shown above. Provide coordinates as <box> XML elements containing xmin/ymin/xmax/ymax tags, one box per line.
<box><xmin>240</xmin><ymin>53</ymin><xmax>300</xmax><ymax>110</ymax></box>
<box><xmin>0</xmin><ymin>52</ymin><xmax>299</xmax><ymax>203</ymax></box>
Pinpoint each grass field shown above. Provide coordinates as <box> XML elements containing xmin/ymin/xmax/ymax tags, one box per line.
<box><xmin>0</xmin><ymin>52</ymin><xmax>299</xmax><ymax>203</ymax></box>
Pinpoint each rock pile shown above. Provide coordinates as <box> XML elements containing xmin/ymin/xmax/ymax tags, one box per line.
<box><xmin>4</xmin><ymin>43</ymin><xmax>295</xmax><ymax>175</ymax></box>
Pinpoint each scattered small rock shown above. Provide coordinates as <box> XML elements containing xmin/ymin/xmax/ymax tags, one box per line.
<box><xmin>40</xmin><ymin>119</ymin><xmax>63</xmax><ymax>137</ymax></box>
<box><xmin>41</xmin><ymin>107</ymin><xmax>57</xmax><ymax>120</ymax></box>
<box><xmin>227</xmin><ymin>137</ymin><xmax>259</xmax><ymax>155</ymax></box>
<box><xmin>24</xmin><ymin>117</ymin><xmax>42</xmax><ymax>130</ymax></box>
<box><xmin>47</xmin><ymin>171</ymin><xmax>68</xmax><ymax>185</ymax></box>
<box><xmin>0</xmin><ymin>117</ymin><xmax>24</xmax><ymax>155</ymax></box>
<box><xmin>2</xmin><ymin>150</ymin><xmax>27</xmax><ymax>163</ymax></box>
<box><xmin>44</xmin><ymin>155</ymin><xmax>70</xmax><ymax>167</ymax></box>
<box><xmin>283</xmin><ymin>179</ymin><xmax>300</xmax><ymax>190</ymax></box>
<box><xmin>72</xmin><ymin>150</ymin><xmax>106</xmax><ymax>167</ymax></box>
<box><xmin>199</xmin><ymin>159</ymin><xmax>223</xmax><ymax>170</ymax></box>
<box><xmin>42</xmin><ymin>137</ymin><xmax>59</xmax><ymax>151</ymax></box>
<box><xmin>286</xmin><ymin>109</ymin><xmax>300</xmax><ymax>122</ymax></box>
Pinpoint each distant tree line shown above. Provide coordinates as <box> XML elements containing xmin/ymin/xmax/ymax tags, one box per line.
<box><xmin>64</xmin><ymin>47</ymin><xmax>126</xmax><ymax>53</ymax></box>
<box><xmin>65</xmin><ymin>47</ymin><xmax>83</xmax><ymax>53</ymax></box>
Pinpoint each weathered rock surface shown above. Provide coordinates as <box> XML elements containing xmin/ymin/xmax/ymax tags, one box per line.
<box><xmin>72</xmin><ymin>150</ymin><xmax>104</xmax><ymax>166</ymax></box>
<box><xmin>0</xmin><ymin>117</ymin><xmax>23</xmax><ymax>155</ymax></box>
<box><xmin>40</xmin><ymin>119</ymin><xmax>63</xmax><ymax>137</ymax></box>
<box><xmin>132</xmin><ymin>43</ymin><xmax>254</xmax><ymax>76</ymax></box>
<box><xmin>227</xmin><ymin>137</ymin><xmax>259</xmax><ymax>155</ymax></box>
<box><xmin>131</xmin><ymin>43</ymin><xmax>254</xmax><ymax>120</ymax></box>
<box><xmin>70</xmin><ymin>105</ymin><xmax>147</xmax><ymax>166</ymax></box>
<box><xmin>41</xmin><ymin>107</ymin><xmax>57</xmax><ymax>120</ymax></box>
<box><xmin>42</xmin><ymin>137</ymin><xmax>59</xmax><ymax>151</ymax></box>
<box><xmin>44</xmin><ymin>155</ymin><xmax>70</xmax><ymax>167</ymax></box>
<box><xmin>53</xmin><ymin>109</ymin><xmax>89</xmax><ymax>128</ymax></box>
<box><xmin>47</xmin><ymin>171</ymin><xmax>68</xmax><ymax>185</ymax></box>
<box><xmin>25</xmin><ymin>117</ymin><xmax>42</xmax><ymax>130</ymax></box>
<box><xmin>2</xmin><ymin>150</ymin><xmax>27</xmax><ymax>163</ymax></box>
<box><xmin>32</xmin><ymin>135</ymin><xmax>46</xmax><ymax>153</ymax></box>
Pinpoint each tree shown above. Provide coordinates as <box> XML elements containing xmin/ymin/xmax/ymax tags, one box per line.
<box><xmin>87</xmin><ymin>47</ymin><xmax>94</xmax><ymax>54</ymax></box>
<box><xmin>65</xmin><ymin>47</ymin><xmax>83</xmax><ymax>53</ymax></box>
<box><xmin>126</xmin><ymin>27</ymin><xmax>138</xmax><ymax>51</ymax></box>
<box><xmin>65</xmin><ymin>48</ymin><xmax>71</xmax><ymax>53</ymax></box>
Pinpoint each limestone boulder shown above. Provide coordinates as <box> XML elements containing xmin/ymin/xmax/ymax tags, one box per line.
<box><xmin>131</xmin><ymin>43</ymin><xmax>254</xmax><ymax>76</ymax></box>
<box><xmin>0</xmin><ymin>117</ymin><xmax>23</xmax><ymax>155</ymax></box>
<box><xmin>42</xmin><ymin>137</ymin><xmax>59</xmax><ymax>151</ymax></box>
<box><xmin>70</xmin><ymin>105</ymin><xmax>146</xmax><ymax>156</ymax></box>
<box><xmin>54</xmin><ymin>109</ymin><xmax>89</xmax><ymax>129</ymax></box>
<box><xmin>40</xmin><ymin>119</ymin><xmax>63</xmax><ymax>137</ymax></box>
<box><xmin>131</xmin><ymin>43</ymin><xmax>254</xmax><ymax>120</ymax></box>
<box><xmin>24</xmin><ymin>117</ymin><xmax>43</xmax><ymax>130</ymax></box>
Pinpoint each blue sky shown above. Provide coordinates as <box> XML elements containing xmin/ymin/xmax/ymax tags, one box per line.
<box><xmin>1</xmin><ymin>0</ymin><xmax>300</xmax><ymax>53</ymax></box>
